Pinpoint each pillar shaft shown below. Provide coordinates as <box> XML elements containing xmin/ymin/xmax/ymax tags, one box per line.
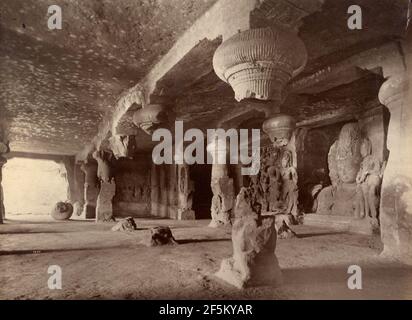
<box><xmin>207</xmin><ymin>140</ymin><xmax>234</xmax><ymax>227</ymax></box>
<box><xmin>0</xmin><ymin>156</ymin><xmax>6</xmax><ymax>223</ymax></box>
<box><xmin>80</xmin><ymin>161</ymin><xmax>99</xmax><ymax>219</ymax></box>
<box><xmin>379</xmin><ymin>59</ymin><xmax>412</xmax><ymax>263</ymax></box>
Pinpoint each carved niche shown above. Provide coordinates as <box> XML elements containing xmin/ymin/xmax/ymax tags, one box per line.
<box><xmin>315</xmin><ymin>122</ymin><xmax>384</xmax><ymax>228</ymax></box>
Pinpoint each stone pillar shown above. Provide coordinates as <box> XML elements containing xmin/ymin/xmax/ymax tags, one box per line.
<box><xmin>378</xmin><ymin>25</ymin><xmax>412</xmax><ymax>263</ymax></box>
<box><xmin>93</xmin><ymin>150</ymin><xmax>116</xmax><ymax>222</ymax></box>
<box><xmin>378</xmin><ymin>74</ymin><xmax>412</xmax><ymax>264</ymax></box>
<box><xmin>80</xmin><ymin>161</ymin><xmax>99</xmax><ymax>219</ymax></box>
<box><xmin>0</xmin><ymin>155</ymin><xmax>6</xmax><ymax>224</ymax></box>
<box><xmin>177</xmin><ymin>164</ymin><xmax>195</xmax><ymax>220</ymax></box>
<box><xmin>207</xmin><ymin>138</ymin><xmax>234</xmax><ymax>227</ymax></box>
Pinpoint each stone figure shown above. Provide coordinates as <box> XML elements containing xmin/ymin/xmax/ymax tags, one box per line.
<box><xmin>316</xmin><ymin>123</ymin><xmax>365</xmax><ymax>217</ymax></box>
<box><xmin>280</xmin><ymin>150</ymin><xmax>299</xmax><ymax>217</ymax></box>
<box><xmin>355</xmin><ymin>138</ymin><xmax>383</xmax><ymax>227</ymax></box>
<box><xmin>267</xmin><ymin>159</ymin><xmax>281</xmax><ymax>211</ymax></box>
<box><xmin>215</xmin><ymin>187</ymin><xmax>282</xmax><ymax>289</ymax></box>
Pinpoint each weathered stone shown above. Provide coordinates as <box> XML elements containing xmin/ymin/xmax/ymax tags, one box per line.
<box><xmin>215</xmin><ymin>187</ymin><xmax>282</xmax><ymax>289</ymax></box>
<box><xmin>274</xmin><ymin>214</ymin><xmax>297</xmax><ymax>239</ymax></box>
<box><xmin>177</xmin><ymin>164</ymin><xmax>195</xmax><ymax>220</ymax></box>
<box><xmin>109</xmin><ymin>135</ymin><xmax>137</xmax><ymax>159</ymax></box>
<box><xmin>209</xmin><ymin>173</ymin><xmax>234</xmax><ymax>227</ymax></box>
<box><xmin>147</xmin><ymin>226</ymin><xmax>178</xmax><ymax>247</ymax></box>
<box><xmin>51</xmin><ymin>202</ymin><xmax>73</xmax><ymax>221</ymax></box>
<box><xmin>111</xmin><ymin>217</ymin><xmax>137</xmax><ymax>232</ymax></box>
<box><xmin>80</xmin><ymin>161</ymin><xmax>99</xmax><ymax>219</ymax></box>
<box><xmin>378</xmin><ymin>32</ymin><xmax>412</xmax><ymax>264</ymax></box>
<box><xmin>262</xmin><ymin>114</ymin><xmax>296</xmax><ymax>147</ymax></box>
<box><xmin>96</xmin><ymin>181</ymin><xmax>116</xmax><ymax>222</ymax></box>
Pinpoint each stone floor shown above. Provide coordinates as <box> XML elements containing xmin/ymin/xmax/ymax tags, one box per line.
<box><xmin>1</xmin><ymin>215</ymin><xmax>411</xmax><ymax>300</ymax></box>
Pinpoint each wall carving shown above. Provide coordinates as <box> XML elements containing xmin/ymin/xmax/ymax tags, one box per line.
<box><xmin>248</xmin><ymin>144</ymin><xmax>299</xmax><ymax>218</ymax></box>
<box><xmin>314</xmin><ymin>121</ymin><xmax>385</xmax><ymax>231</ymax></box>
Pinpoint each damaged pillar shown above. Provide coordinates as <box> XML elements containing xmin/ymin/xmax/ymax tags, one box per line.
<box><xmin>207</xmin><ymin>137</ymin><xmax>234</xmax><ymax>227</ymax></box>
<box><xmin>80</xmin><ymin>160</ymin><xmax>99</xmax><ymax>219</ymax></box>
<box><xmin>378</xmin><ymin>29</ymin><xmax>412</xmax><ymax>264</ymax></box>
<box><xmin>93</xmin><ymin>150</ymin><xmax>116</xmax><ymax>222</ymax></box>
<box><xmin>177</xmin><ymin>164</ymin><xmax>195</xmax><ymax>220</ymax></box>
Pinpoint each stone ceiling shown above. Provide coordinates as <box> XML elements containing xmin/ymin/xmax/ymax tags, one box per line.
<box><xmin>0</xmin><ymin>0</ymin><xmax>408</xmax><ymax>156</ymax></box>
<box><xmin>0</xmin><ymin>0</ymin><xmax>218</xmax><ymax>155</ymax></box>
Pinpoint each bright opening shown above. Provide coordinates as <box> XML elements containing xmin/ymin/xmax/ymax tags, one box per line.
<box><xmin>3</xmin><ymin>158</ymin><xmax>69</xmax><ymax>216</ymax></box>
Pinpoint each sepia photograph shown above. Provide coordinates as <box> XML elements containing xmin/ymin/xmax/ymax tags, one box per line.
<box><xmin>0</xmin><ymin>0</ymin><xmax>412</xmax><ymax>311</ymax></box>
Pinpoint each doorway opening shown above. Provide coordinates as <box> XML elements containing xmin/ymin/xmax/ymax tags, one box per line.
<box><xmin>190</xmin><ymin>163</ymin><xmax>213</xmax><ymax>219</ymax></box>
<box><xmin>3</xmin><ymin>157</ymin><xmax>69</xmax><ymax>217</ymax></box>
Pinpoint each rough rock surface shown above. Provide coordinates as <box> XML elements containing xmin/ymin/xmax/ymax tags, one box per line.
<box><xmin>51</xmin><ymin>202</ymin><xmax>73</xmax><ymax>221</ymax></box>
<box><xmin>96</xmin><ymin>181</ymin><xmax>116</xmax><ymax>222</ymax></box>
<box><xmin>111</xmin><ymin>217</ymin><xmax>137</xmax><ymax>232</ymax></box>
<box><xmin>215</xmin><ymin>187</ymin><xmax>282</xmax><ymax>289</ymax></box>
<box><xmin>146</xmin><ymin>226</ymin><xmax>178</xmax><ymax>247</ymax></box>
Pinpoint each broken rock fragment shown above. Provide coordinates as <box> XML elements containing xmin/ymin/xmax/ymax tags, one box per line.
<box><xmin>111</xmin><ymin>217</ymin><xmax>137</xmax><ymax>232</ymax></box>
<box><xmin>147</xmin><ymin>226</ymin><xmax>178</xmax><ymax>247</ymax></box>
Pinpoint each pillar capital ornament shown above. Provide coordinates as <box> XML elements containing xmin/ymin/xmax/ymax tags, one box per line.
<box><xmin>132</xmin><ymin>104</ymin><xmax>169</xmax><ymax>135</ymax></box>
<box><xmin>213</xmin><ymin>27</ymin><xmax>307</xmax><ymax>102</ymax></box>
<box><xmin>262</xmin><ymin>113</ymin><xmax>296</xmax><ymax>147</ymax></box>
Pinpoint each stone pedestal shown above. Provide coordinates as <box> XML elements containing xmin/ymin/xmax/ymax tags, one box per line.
<box><xmin>215</xmin><ymin>187</ymin><xmax>282</xmax><ymax>289</ymax></box>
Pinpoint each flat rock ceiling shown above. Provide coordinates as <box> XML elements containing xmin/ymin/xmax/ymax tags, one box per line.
<box><xmin>0</xmin><ymin>0</ymin><xmax>408</xmax><ymax>156</ymax></box>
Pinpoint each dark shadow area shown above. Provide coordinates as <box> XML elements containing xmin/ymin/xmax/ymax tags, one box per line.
<box><xmin>190</xmin><ymin>163</ymin><xmax>213</xmax><ymax>219</ymax></box>
<box><xmin>0</xmin><ymin>245</ymin><xmax>136</xmax><ymax>256</ymax></box>
<box><xmin>295</xmin><ymin>231</ymin><xmax>347</xmax><ymax>238</ymax></box>
<box><xmin>176</xmin><ymin>238</ymin><xmax>230</xmax><ymax>244</ymax></box>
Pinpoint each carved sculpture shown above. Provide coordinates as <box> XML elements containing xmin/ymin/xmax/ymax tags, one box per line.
<box><xmin>356</xmin><ymin>138</ymin><xmax>383</xmax><ymax>228</ymax></box>
<box><xmin>280</xmin><ymin>150</ymin><xmax>299</xmax><ymax>217</ymax></box>
<box><xmin>315</xmin><ymin>123</ymin><xmax>383</xmax><ymax>227</ymax></box>
<box><xmin>215</xmin><ymin>187</ymin><xmax>282</xmax><ymax>288</ymax></box>
<box><xmin>249</xmin><ymin>145</ymin><xmax>299</xmax><ymax>219</ymax></box>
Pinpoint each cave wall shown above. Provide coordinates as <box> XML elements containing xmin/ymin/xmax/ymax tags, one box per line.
<box><xmin>112</xmin><ymin>155</ymin><xmax>151</xmax><ymax>217</ymax></box>
<box><xmin>150</xmin><ymin>163</ymin><xmax>179</xmax><ymax>219</ymax></box>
